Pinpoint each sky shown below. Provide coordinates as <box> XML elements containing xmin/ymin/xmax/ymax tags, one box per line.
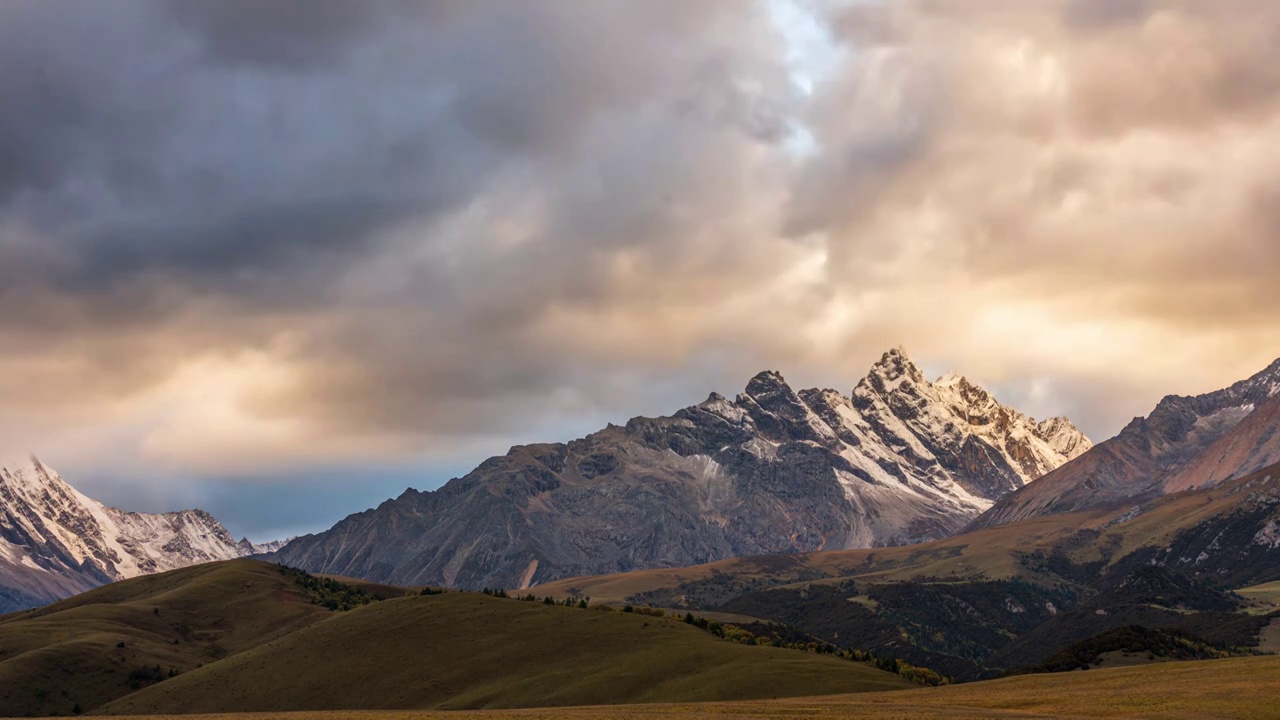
<box><xmin>4</xmin><ymin>0</ymin><xmax>1280</xmax><ymax>540</ymax></box>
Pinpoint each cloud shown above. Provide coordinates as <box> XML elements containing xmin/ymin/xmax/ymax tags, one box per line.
<box><xmin>2</xmin><ymin>0</ymin><xmax>1280</xmax><ymax>522</ymax></box>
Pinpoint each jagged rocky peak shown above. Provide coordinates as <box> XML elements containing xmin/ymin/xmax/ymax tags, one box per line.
<box><xmin>1037</xmin><ymin>416</ymin><xmax>1091</xmax><ymax>456</ymax></box>
<box><xmin>934</xmin><ymin>372</ymin><xmax>996</xmax><ymax>412</ymax></box>
<box><xmin>740</xmin><ymin>369</ymin><xmax>800</xmax><ymax>407</ymax></box>
<box><xmin>275</xmin><ymin>347</ymin><xmax>1094</xmax><ymax>590</ymax></box>
<box><xmin>238</xmin><ymin>536</ymin><xmax>294</xmax><ymax>555</ymax></box>
<box><xmin>862</xmin><ymin>346</ymin><xmax>927</xmax><ymax>393</ymax></box>
<box><xmin>736</xmin><ymin>370</ymin><xmax>827</xmax><ymax>444</ymax></box>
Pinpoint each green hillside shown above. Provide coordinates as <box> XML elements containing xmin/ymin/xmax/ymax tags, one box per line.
<box><xmin>101</xmin><ymin>590</ymin><xmax>909</xmax><ymax>714</ymax></box>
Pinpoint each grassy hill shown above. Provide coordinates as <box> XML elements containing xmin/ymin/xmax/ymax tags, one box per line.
<box><xmin>101</xmin><ymin>590</ymin><xmax>910</xmax><ymax>714</ymax></box>
<box><xmin>0</xmin><ymin>559</ymin><xmax>328</xmax><ymax>717</ymax></box>
<box><xmin>85</xmin><ymin>654</ymin><xmax>1280</xmax><ymax>719</ymax></box>
<box><xmin>0</xmin><ymin>559</ymin><xmax>910</xmax><ymax>716</ymax></box>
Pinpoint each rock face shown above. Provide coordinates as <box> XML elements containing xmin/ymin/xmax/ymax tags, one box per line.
<box><xmin>0</xmin><ymin>457</ymin><xmax>264</xmax><ymax>612</ymax></box>
<box><xmin>273</xmin><ymin>348</ymin><xmax>1090</xmax><ymax>590</ymax></box>
<box><xmin>972</xmin><ymin>358</ymin><xmax>1280</xmax><ymax>529</ymax></box>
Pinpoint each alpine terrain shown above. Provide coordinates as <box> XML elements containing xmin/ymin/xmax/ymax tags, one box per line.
<box><xmin>273</xmin><ymin>348</ymin><xmax>1090</xmax><ymax>590</ymax></box>
<box><xmin>973</xmin><ymin>357</ymin><xmax>1280</xmax><ymax>529</ymax></box>
<box><xmin>0</xmin><ymin>457</ymin><xmax>279</xmax><ymax>612</ymax></box>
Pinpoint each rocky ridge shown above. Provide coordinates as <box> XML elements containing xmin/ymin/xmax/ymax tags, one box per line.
<box><xmin>273</xmin><ymin>348</ymin><xmax>1090</xmax><ymax>590</ymax></box>
<box><xmin>973</xmin><ymin>357</ymin><xmax>1280</xmax><ymax>529</ymax></box>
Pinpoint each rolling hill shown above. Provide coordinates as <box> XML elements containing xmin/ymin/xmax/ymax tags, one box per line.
<box><xmin>0</xmin><ymin>560</ymin><xmax>331</xmax><ymax>716</ymax></box>
<box><xmin>0</xmin><ymin>559</ymin><xmax>910</xmax><ymax>717</ymax></box>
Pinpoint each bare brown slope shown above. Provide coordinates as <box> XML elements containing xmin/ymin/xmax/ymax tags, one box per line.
<box><xmin>967</xmin><ymin>423</ymin><xmax>1160</xmax><ymax>530</ymax></box>
<box><xmin>970</xmin><ymin>357</ymin><xmax>1280</xmax><ymax>530</ymax></box>
<box><xmin>1163</xmin><ymin>393</ymin><xmax>1280</xmax><ymax>493</ymax></box>
<box><xmin>539</xmin><ymin>461</ymin><xmax>1280</xmax><ymax>605</ymax></box>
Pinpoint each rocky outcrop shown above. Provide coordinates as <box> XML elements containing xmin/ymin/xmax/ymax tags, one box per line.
<box><xmin>273</xmin><ymin>348</ymin><xmax>1090</xmax><ymax>590</ymax></box>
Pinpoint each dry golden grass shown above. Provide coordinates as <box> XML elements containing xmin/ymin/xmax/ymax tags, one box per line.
<box><xmin>0</xmin><ymin>560</ymin><xmax>327</xmax><ymax>717</ymax></box>
<box><xmin>100</xmin><ymin>591</ymin><xmax>908</xmax><ymax>715</ymax></box>
<box><xmin>93</xmin><ymin>654</ymin><xmax>1280</xmax><ymax>720</ymax></box>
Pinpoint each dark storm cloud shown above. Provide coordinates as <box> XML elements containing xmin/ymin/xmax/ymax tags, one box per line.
<box><xmin>164</xmin><ymin>0</ymin><xmax>409</xmax><ymax>69</ymax></box>
<box><xmin>0</xmin><ymin>0</ymin><xmax>800</xmax><ymax>476</ymax></box>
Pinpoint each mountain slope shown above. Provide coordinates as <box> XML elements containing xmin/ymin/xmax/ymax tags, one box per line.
<box><xmin>538</xmin><ymin>461</ymin><xmax>1280</xmax><ymax>679</ymax></box>
<box><xmin>0</xmin><ymin>457</ymin><xmax>266</xmax><ymax>612</ymax></box>
<box><xmin>972</xmin><ymin>358</ymin><xmax>1280</xmax><ymax>529</ymax></box>
<box><xmin>274</xmin><ymin>348</ymin><xmax>1089</xmax><ymax>590</ymax></box>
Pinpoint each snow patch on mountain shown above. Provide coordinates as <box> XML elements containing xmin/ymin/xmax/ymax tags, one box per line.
<box><xmin>707</xmin><ymin>348</ymin><xmax>1092</xmax><ymax>518</ymax></box>
<box><xmin>0</xmin><ymin>456</ymin><xmax>257</xmax><ymax>611</ymax></box>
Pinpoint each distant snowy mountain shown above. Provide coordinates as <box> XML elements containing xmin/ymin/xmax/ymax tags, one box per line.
<box><xmin>0</xmin><ymin>457</ymin><xmax>274</xmax><ymax>612</ymax></box>
<box><xmin>274</xmin><ymin>348</ymin><xmax>1091</xmax><ymax>590</ymax></box>
<box><xmin>237</xmin><ymin>536</ymin><xmax>296</xmax><ymax>556</ymax></box>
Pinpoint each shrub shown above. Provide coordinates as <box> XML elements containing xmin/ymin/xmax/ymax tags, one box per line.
<box><xmin>277</xmin><ymin>565</ymin><xmax>375</xmax><ymax>611</ymax></box>
<box><xmin>128</xmin><ymin>664</ymin><xmax>167</xmax><ymax>689</ymax></box>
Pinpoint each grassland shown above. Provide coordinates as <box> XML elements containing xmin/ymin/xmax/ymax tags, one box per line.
<box><xmin>101</xmin><ymin>591</ymin><xmax>909</xmax><ymax>715</ymax></box>
<box><xmin>1236</xmin><ymin>580</ymin><xmax>1280</xmax><ymax>606</ymax></box>
<box><xmin>0</xmin><ymin>559</ymin><xmax>910</xmax><ymax>716</ymax></box>
<box><xmin>0</xmin><ymin>559</ymin><xmax>328</xmax><ymax>717</ymax></box>
<box><xmin>1240</xmin><ymin>582</ymin><xmax>1280</xmax><ymax>653</ymax></box>
<box><xmin>89</xmin><ymin>653</ymin><xmax>1280</xmax><ymax>719</ymax></box>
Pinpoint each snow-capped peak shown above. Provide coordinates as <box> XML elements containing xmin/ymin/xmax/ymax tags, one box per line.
<box><xmin>707</xmin><ymin>349</ymin><xmax>1092</xmax><ymax>522</ymax></box>
<box><xmin>863</xmin><ymin>347</ymin><xmax>927</xmax><ymax>393</ymax></box>
<box><xmin>0</xmin><ymin>456</ymin><xmax>249</xmax><ymax>606</ymax></box>
<box><xmin>237</xmin><ymin>536</ymin><xmax>296</xmax><ymax>555</ymax></box>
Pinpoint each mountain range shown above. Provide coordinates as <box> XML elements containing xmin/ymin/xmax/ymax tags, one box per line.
<box><xmin>2</xmin><ymin>340</ymin><xmax>1280</xmax><ymax>707</ymax></box>
<box><xmin>7</xmin><ymin>347</ymin><xmax>1280</xmax><ymax>614</ymax></box>
<box><xmin>972</xmin><ymin>358</ymin><xmax>1280</xmax><ymax>529</ymax></box>
<box><xmin>272</xmin><ymin>348</ymin><xmax>1090</xmax><ymax>589</ymax></box>
<box><xmin>0</xmin><ymin>457</ymin><xmax>280</xmax><ymax>613</ymax></box>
